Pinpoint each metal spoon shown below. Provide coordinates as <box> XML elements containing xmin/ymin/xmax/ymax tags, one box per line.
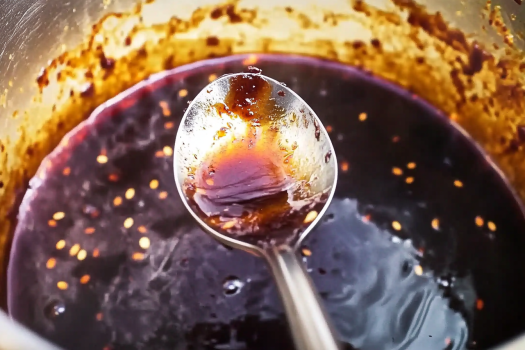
<box><xmin>174</xmin><ymin>72</ymin><xmax>340</xmax><ymax>350</ymax></box>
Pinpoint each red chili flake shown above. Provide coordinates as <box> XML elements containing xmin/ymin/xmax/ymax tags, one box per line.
<box><xmin>476</xmin><ymin>299</ymin><xmax>484</xmax><ymax>310</ymax></box>
<box><xmin>108</xmin><ymin>173</ymin><xmax>120</xmax><ymax>182</ymax></box>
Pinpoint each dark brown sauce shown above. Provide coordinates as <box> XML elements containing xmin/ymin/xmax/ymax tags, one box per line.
<box><xmin>10</xmin><ymin>55</ymin><xmax>525</xmax><ymax>350</ymax></box>
<box><xmin>223</xmin><ymin>73</ymin><xmax>272</xmax><ymax>121</ymax></box>
<box><xmin>184</xmin><ymin>73</ymin><xmax>321</xmax><ymax>240</ymax></box>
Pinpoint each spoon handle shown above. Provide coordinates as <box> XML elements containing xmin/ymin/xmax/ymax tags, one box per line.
<box><xmin>265</xmin><ymin>245</ymin><xmax>341</xmax><ymax>350</ymax></box>
<box><xmin>0</xmin><ymin>311</ymin><xmax>62</xmax><ymax>350</ymax></box>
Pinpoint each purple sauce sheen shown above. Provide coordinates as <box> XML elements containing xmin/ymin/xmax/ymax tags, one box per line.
<box><xmin>7</xmin><ymin>55</ymin><xmax>525</xmax><ymax>350</ymax></box>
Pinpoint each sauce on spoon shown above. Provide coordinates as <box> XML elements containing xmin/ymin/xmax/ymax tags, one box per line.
<box><xmin>183</xmin><ymin>72</ymin><xmax>325</xmax><ymax>240</ymax></box>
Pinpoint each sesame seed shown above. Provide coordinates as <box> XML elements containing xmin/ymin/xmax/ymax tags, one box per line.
<box><xmin>326</xmin><ymin>125</ymin><xmax>333</xmax><ymax>133</ymax></box>
<box><xmin>407</xmin><ymin>162</ymin><xmax>416</xmax><ymax>169</ymax></box>
<box><xmin>405</xmin><ymin>177</ymin><xmax>414</xmax><ymax>184</ymax></box>
<box><xmin>392</xmin><ymin>167</ymin><xmax>403</xmax><ymax>176</ymax></box>
<box><xmin>46</xmin><ymin>258</ymin><xmax>57</xmax><ymax>269</ymax></box>
<box><xmin>432</xmin><ymin>218</ymin><xmax>440</xmax><ymax>230</ymax></box>
<box><xmin>77</xmin><ymin>250</ymin><xmax>87</xmax><ymax>261</ymax></box>
<box><xmin>124</xmin><ymin>218</ymin><xmax>134</xmax><ymax>229</ymax></box>
<box><xmin>454</xmin><ymin>180</ymin><xmax>463</xmax><ymax>188</ymax></box>
<box><xmin>222</xmin><ymin>221</ymin><xmax>236</xmax><ymax>230</ymax></box>
<box><xmin>414</xmin><ymin>265</ymin><xmax>423</xmax><ymax>276</ymax></box>
<box><xmin>108</xmin><ymin>173</ymin><xmax>119</xmax><ymax>182</ymax></box>
<box><xmin>85</xmin><ymin>227</ymin><xmax>95</xmax><ymax>235</ymax></box>
<box><xmin>358</xmin><ymin>112</ymin><xmax>367</xmax><ymax>121</ymax></box>
<box><xmin>93</xmin><ymin>248</ymin><xmax>100</xmax><ymax>258</ymax></box>
<box><xmin>53</xmin><ymin>212</ymin><xmax>65</xmax><ymax>220</ymax></box>
<box><xmin>159</xmin><ymin>191</ymin><xmax>168</xmax><ymax>200</ymax></box>
<box><xmin>57</xmin><ymin>281</ymin><xmax>69</xmax><ymax>290</ymax></box>
<box><xmin>96</xmin><ymin>313</ymin><xmax>103</xmax><ymax>321</ymax></box>
<box><xmin>138</xmin><ymin>225</ymin><xmax>147</xmax><ymax>234</ymax></box>
<box><xmin>163</xmin><ymin>146</ymin><xmax>173</xmax><ymax>157</ymax></box>
<box><xmin>155</xmin><ymin>150</ymin><xmax>164</xmax><ymax>158</ymax></box>
<box><xmin>392</xmin><ymin>221</ymin><xmax>402</xmax><ymax>231</ymax></box>
<box><xmin>301</xmin><ymin>247</ymin><xmax>312</xmax><ymax>257</ymax></box>
<box><xmin>125</xmin><ymin>188</ymin><xmax>135</xmax><ymax>200</ymax></box>
<box><xmin>80</xmin><ymin>275</ymin><xmax>91</xmax><ymax>284</ymax></box>
<box><xmin>48</xmin><ymin>220</ymin><xmax>57</xmax><ymax>227</ymax></box>
<box><xmin>341</xmin><ymin>161</ymin><xmax>349</xmax><ymax>172</ymax></box>
<box><xmin>62</xmin><ymin>167</ymin><xmax>71</xmax><ymax>176</ymax></box>
<box><xmin>304</xmin><ymin>211</ymin><xmax>318</xmax><ymax>224</ymax></box>
<box><xmin>149</xmin><ymin>179</ymin><xmax>159</xmax><ymax>190</ymax></box>
<box><xmin>56</xmin><ymin>240</ymin><xmax>66</xmax><ymax>250</ymax></box>
<box><xmin>475</xmin><ymin>216</ymin><xmax>484</xmax><ymax>227</ymax></box>
<box><xmin>208</xmin><ymin>74</ymin><xmax>217</xmax><ymax>82</ymax></box>
<box><xmin>69</xmin><ymin>244</ymin><xmax>80</xmax><ymax>256</ymax></box>
<box><xmin>164</xmin><ymin>122</ymin><xmax>175</xmax><ymax>130</ymax></box>
<box><xmin>488</xmin><ymin>221</ymin><xmax>497</xmax><ymax>231</ymax></box>
<box><xmin>113</xmin><ymin>196</ymin><xmax>123</xmax><ymax>206</ymax></box>
<box><xmin>159</xmin><ymin>101</ymin><xmax>171</xmax><ymax>117</ymax></box>
<box><xmin>132</xmin><ymin>252</ymin><xmax>145</xmax><ymax>261</ymax></box>
<box><xmin>97</xmin><ymin>155</ymin><xmax>108</xmax><ymax>164</ymax></box>
<box><xmin>139</xmin><ymin>237</ymin><xmax>151</xmax><ymax>249</ymax></box>
<box><xmin>178</xmin><ymin>89</ymin><xmax>188</xmax><ymax>97</ymax></box>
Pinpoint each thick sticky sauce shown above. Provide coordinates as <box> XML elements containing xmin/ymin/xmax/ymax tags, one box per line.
<box><xmin>223</xmin><ymin>73</ymin><xmax>272</xmax><ymax>121</ymax></box>
<box><xmin>184</xmin><ymin>73</ymin><xmax>322</xmax><ymax>240</ymax></box>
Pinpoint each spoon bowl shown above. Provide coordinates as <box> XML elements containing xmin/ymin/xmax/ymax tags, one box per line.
<box><xmin>174</xmin><ymin>71</ymin><xmax>340</xmax><ymax>350</ymax></box>
<box><xmin>174</xmin><ymin>72</ymin><xmax>337</xmax><ymax>252</ymax></box>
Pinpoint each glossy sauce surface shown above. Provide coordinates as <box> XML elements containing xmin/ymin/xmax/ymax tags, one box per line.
<box><xmin>8</xmin><ymin>55</ymin><xmax>525</xmax><ymax>350</ymax></box>
<box><xmin>223</xmin><ymin>72</ymin><xmax>272</xmax><ymax>121</ymax></box>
